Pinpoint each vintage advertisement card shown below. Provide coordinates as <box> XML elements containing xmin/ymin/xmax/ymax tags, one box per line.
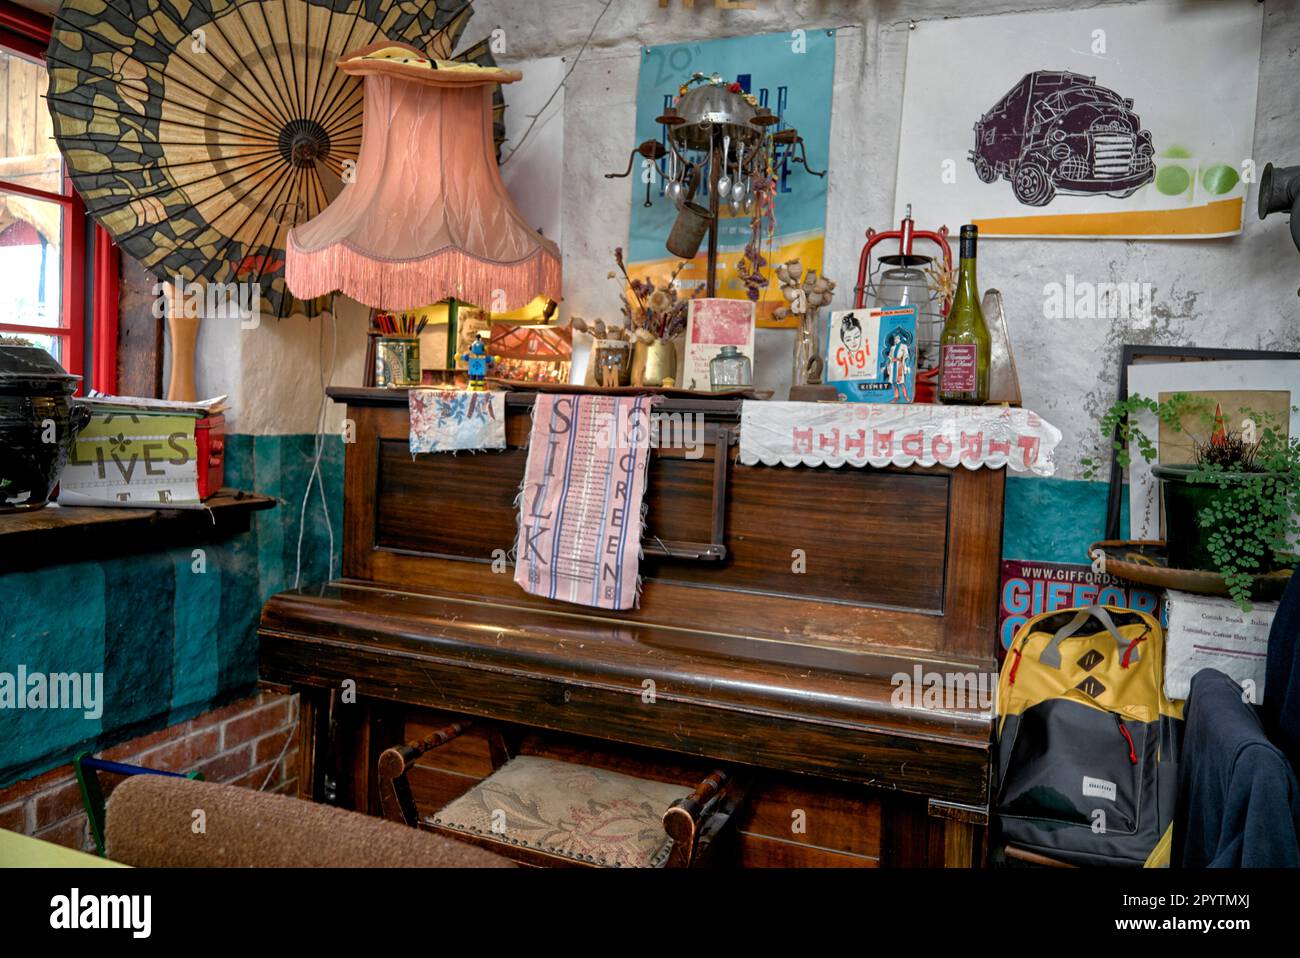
<box><xmin>824</xmin><ymin>305</ymin><xmax>918</xmax><ymax>403</ymax></box>
<box><xmin>683</xmin><ymin>298</ymin><xmax>755</xmax><ymax>392</ymax></box>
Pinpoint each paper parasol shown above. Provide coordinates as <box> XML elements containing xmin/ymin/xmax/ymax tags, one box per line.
<box><xmin>45</xmin><ymin>0</ymin><xmax>504</xmax><ymax>319</ymax></box>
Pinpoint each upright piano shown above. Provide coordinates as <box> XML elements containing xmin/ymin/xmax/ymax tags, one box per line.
<box><xmin>258</xmin><ymin>388</ymin><xmax>1004</xmax><ymax>867</ymax></box>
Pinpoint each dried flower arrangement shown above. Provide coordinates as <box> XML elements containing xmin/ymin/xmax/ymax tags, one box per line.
<box><xmin>608</xmin><ymin>246</ymin><xmax>692</xmax><ymax>340</ymax></box>
<box><xmin>736</xmin><ymin>169</ymin><xmax>778</xmax><ymax>303</ymax></box>
<box><xmin>772</xmin><ymin>260</ymin><xmax>835</xmax><ymax>322</ymax></box>
<box><xmin>568</xmin><ymin>316</ymin><xmax>629</xmax><ymax>343</ymax></box>
<box><xmin>923</xmin><ymin>260</ymin><xmax>955</xmax><ymax>312</ymax></box>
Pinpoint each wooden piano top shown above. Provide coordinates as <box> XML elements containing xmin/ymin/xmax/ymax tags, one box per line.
<box><xmin>260</xmin><ymin>580</ymin><xmax>994</xmax><ymax>805</ymax></box>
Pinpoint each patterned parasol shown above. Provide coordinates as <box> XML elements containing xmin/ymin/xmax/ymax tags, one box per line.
<box><xmin>44</xmin><ymin>0</ymin><xmax>505</xmax><ymax>319</ymax></box>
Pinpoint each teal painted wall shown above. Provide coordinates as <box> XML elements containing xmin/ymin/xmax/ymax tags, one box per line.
<box><xmin>1003</xmin><ymin>475</ymin><xmax>1128</xmax><ymax>565</ymax></box>
<box><xmin>0</xmin><ymin>435</ymin><xmax>343</xmax><ymax>787</ymax></box>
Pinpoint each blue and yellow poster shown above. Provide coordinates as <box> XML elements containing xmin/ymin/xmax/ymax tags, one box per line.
<box><xmin>628</xmin><ymin>30</ymin><xmax>834</xmax><ymax>328</ymax></box>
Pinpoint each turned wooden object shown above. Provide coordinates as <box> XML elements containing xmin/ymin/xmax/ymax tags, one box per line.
<box><xmin>165</xmin><ymin>281</ymin><xmax>200</xmax><ymax>402</ymax></box>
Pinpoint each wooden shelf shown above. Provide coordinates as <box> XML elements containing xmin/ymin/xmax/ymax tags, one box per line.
<box><xmin>326</xmin><ymin>385</ymin><xmax>746</xmax><ymax>415</ymax></box>
<box><xmin>0</xmin><ymin>489</ymin><xmax>276</xmax><ymax>572</ymax></box>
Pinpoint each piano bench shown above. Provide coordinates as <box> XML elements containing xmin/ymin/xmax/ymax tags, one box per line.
<box><xmin>378</xmin><ymin>720</ymin><xmax>748</xmax><ymax>867</ymax></box>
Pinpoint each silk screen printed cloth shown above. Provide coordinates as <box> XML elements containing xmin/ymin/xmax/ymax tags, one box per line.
<box><xmin>514</xmin><ymin>394</ymin><xmax>656</xmax><ymax>610</ymax></box>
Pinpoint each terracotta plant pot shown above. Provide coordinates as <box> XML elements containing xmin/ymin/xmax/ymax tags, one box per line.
<box><xmin>0</xmin><ymin>344</ymin><xmax>91</xmax><ymax>512</ymax></box>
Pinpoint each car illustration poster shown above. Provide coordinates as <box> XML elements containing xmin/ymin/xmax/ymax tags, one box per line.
<box><xmin>895</xmin><ymin>1</ymin><xmax>1261</xmax><ymax>238</ymax></box>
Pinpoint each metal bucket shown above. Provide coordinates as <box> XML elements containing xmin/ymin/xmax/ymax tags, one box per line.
<box><xmin>666</xmin><ymin>202</ymin><xmax>711</xmax><ymax>259</ymax></box>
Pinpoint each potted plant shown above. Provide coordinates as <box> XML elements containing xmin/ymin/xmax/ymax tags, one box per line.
<box><xmin>1082</xmin><ymin>393</ymin><xmax>1300</xmax><ymax>610</ymax></box>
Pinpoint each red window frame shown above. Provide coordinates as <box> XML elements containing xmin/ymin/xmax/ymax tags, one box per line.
<box><xmin>1</xmin><ymin>0</ymin><xmax>119</xmax><ymax>393</ymax></box>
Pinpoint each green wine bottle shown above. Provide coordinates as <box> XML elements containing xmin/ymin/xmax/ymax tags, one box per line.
<box><xmin>938</xmin><ymin>224</ymin><xmax>990</xmax><ymax>404</ymax></box>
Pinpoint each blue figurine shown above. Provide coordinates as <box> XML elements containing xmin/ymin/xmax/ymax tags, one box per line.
<box><xmin>460</xmin><ymin>331</ymin><xmax>499</xmax><ymax>390</ymax></box>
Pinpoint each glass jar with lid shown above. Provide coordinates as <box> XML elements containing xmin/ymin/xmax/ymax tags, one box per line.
<box><xmin>709</xmin><ymin>345</ymin><xmax>752</xmax><ymax>390</ymax></box>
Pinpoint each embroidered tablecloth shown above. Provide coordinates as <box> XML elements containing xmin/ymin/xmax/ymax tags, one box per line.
<box><xmin>738</xmin><ymin>401</ymin><xmax>1062</xmax><ymax>475</ymax></box>
<box><xmin>514</xmin><ymin>394</ymin><xmax>657</xmax><ymax>610</ymax></box>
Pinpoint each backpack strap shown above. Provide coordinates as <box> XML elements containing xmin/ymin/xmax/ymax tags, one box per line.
<box><xmin>1039</xmin><ymin>605</ymin><xmax>1141</xmax><ymax>669</ymax></box>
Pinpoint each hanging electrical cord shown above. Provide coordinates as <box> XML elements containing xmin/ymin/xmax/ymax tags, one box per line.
<box><xmin>499</xmin><ymin>0</ymin><xmax>613</xmax><ymax>165</ymax></box>
<box><xmin>294</xmin><ymin>295</ymin><xmax>338</xmax><ymax>589</ymax></box>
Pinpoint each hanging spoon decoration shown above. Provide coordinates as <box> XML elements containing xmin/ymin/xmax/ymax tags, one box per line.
<box><xmin>716</xmin><ymin>133</ymin><xmax>732</xmax><ymax>198</ymax></box>
<box><xmin>732</xmin><ymin>140</ymin><xmax>747</xmax><ymax>203</ymax></box>
<box><xmin>666</xmin><ymin>148</ymin><xmax>683</xmax><ymax>206</ymax></box>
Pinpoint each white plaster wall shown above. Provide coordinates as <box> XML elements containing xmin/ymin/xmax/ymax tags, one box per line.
<box><xmin>201</xmin><ymin>0</ymin><xmax>1300</xmax><ymax>477</ymax></box>
<box><xmin>474</xmin><ymin>0</ymin><xmax>1300</xmax><ymax>478</ymax></box>
<box><xmin>190</xmin><ymin>296</ymin><xmax>368</xmax><ymax>435</ymax></box>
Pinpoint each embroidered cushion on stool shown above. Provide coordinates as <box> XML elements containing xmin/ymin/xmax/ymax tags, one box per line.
<box><xmin>430</xmin><ymin>755</ymin><xmax>692</xmax><ymax>867</ymax></box>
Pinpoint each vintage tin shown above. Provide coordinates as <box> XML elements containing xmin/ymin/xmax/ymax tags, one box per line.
<box><xmin>195</xmin><ymin>413</ymin><xmax>225</xmax><ymax>500</ymax></box>
<box><xmin>375</xmin><ymin>336</ymin><xmax>421</xmax><ymax>388</ymax></box>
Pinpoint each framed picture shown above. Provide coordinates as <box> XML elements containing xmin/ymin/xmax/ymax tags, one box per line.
<box><xmin>1104</xmin><ymin>345</ymin><xmax>1300</xmax><ymax>540</ymax></box>
<box><xmin>895</xmin><ymin>3</ymin><xmax>1261</xmax><ymax>238</ymax></box>
<box><xmin>824</xmin><ymin>305</ymin><xmax>919</xmax><ymax>403</ymax></box>
<box><xmin>683</xmin><ymin>298</ymin><xmax>755</xmax><ymax>391</ymax></box>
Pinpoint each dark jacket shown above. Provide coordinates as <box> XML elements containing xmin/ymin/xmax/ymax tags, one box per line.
<box><xmin>1265</xmin><ymin>572</ymin><xmax>1300</xmax><ymax>771</ymax></box>
<box><xmin>1173</xmin><ymin>669</ymin><xmax>1300</xmax><ymax>868</ymax></box>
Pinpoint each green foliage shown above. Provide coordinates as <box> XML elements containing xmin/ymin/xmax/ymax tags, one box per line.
<box><xmin>1082</xmin><ymin>392</ymin><xmax>1208</xmax><ymax>481</ymax></box>
<box><xmin>1086</xmin><ymin>393</ymin><xmax>1300</xmax><ymax>611</ymax></box>
<box><xmin>1189</xmin><ymin>423</ymin><xmax>1300</xmax><ymax>610</ymax></box>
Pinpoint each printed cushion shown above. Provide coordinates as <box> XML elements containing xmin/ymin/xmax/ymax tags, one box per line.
<box><xmin>430</xmin><ymin>756</ymin><xmax>691</xmax><ymax>867</ymax></box>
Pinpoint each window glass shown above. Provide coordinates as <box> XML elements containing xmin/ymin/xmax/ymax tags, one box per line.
<box><xmin>0</xmin><ymin>42</ymin><xmax>71</xmax><ymax>370</ymax></box>
<box><xmin>0</xmin><ymin>47</ymin><xmax>63</xmax><ymax>195</ymax></box>
<box><xmin>0</xmin><ymin>189</ymin><xmax>63</xmax><ymax>345</ymax></box>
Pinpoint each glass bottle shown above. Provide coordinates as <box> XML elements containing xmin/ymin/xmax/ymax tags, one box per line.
<box><xmin>938</xmin><ymin>225</ymin><xmax>990</xmax><ymax>404</ymax></box>
<box><xmin>710</xmin><ymin>345</ymin><xmax>752</xmax><ymax>390</ymax></box>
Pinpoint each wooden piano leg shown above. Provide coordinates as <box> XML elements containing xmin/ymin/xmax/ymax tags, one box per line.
<box><xmin>927</xmin><ymin>799</ymin><xmax>988</xmax><ymax>868</ymax></box>
<box><xmin>295</xmin><ymin>688</ymin><xmax>328</xmax><ymax>802</ymax></box>
<box><xmin>296</xmin><ymin>686</ymin><xmax>379</xmax><ymax>810</ymax></box>
<box><xmin>941</xmin><ymin>819</ymin><xmax>977</xmax><ymax>867</ymax></box>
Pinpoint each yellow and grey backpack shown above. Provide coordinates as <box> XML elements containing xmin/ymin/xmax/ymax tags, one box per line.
<box><xmin>995</xmin><ymin>605</ymin><xmax>1183</xmax><ymax>867</ymax></box>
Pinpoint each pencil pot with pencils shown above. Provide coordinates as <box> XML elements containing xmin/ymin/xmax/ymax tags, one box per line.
<box><xmin>375</xmin><ymin>336</ymin><xmax>420</xmax><ymax>388</ymax></box>
<box><xmin>371</xmin><ymin>311</ymin><xmax>426</xmax><ymax>388</ymax></box>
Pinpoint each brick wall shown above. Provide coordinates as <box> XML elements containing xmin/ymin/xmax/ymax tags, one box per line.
<box><xmin>0</xmin><ymin>690</ymin><xmax>299</xmax><ymax>853</ymax></box>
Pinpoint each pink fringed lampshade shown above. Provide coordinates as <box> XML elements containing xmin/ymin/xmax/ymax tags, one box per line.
<box><xmin>286</xmin><ymin>42</ymin><xmax>561</xmax><ymax>311</ymax></box>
